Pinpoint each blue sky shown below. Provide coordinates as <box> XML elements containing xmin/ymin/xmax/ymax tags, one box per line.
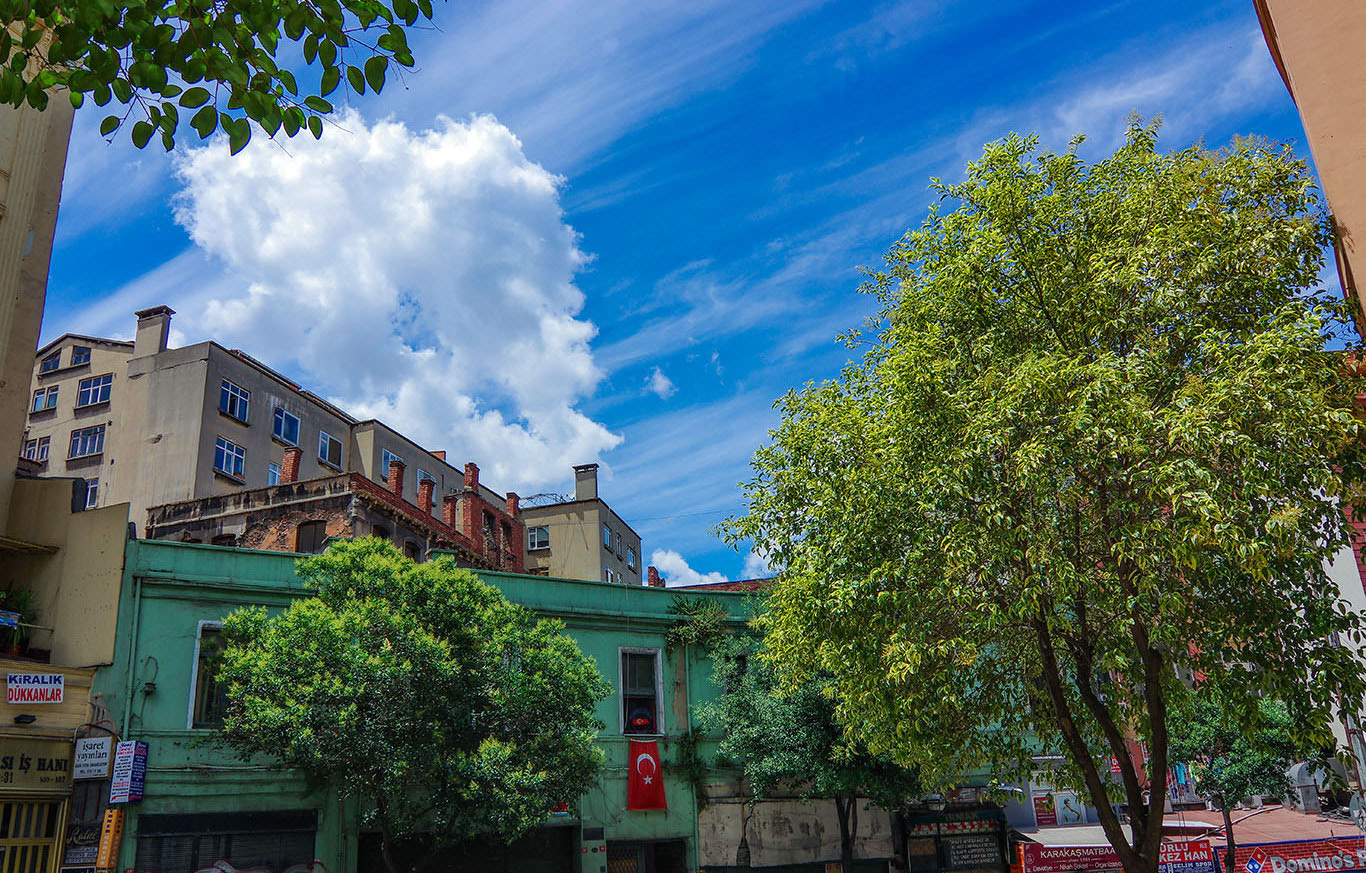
<box><xmin>41</xmin><ymin>0</ymin><xmax>1312</xmax><ymax>584</ymax></box>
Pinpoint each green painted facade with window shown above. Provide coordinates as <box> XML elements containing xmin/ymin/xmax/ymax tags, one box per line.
<box><xmin>95</xmin><ymin>538</ymin><xmax>752</xmax><ymax>873</ymax></box>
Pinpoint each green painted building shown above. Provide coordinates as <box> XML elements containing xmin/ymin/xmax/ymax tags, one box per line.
<box><xmin>95</xmin><ymin>539</ymin><xmax>753</xmax><ymax>873</ymax></box>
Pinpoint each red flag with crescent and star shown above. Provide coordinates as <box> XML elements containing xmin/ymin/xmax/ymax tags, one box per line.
<box><xmin>627</xmin><ymin>739</ymin><xmax>667</xmax><ymax>810</ymax></box>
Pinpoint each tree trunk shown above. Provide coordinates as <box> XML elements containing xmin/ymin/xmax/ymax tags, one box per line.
<box><xmin>834</xmin><ymin>794</ymin><xmax>855</xmax><ymax>871</ymax></box>
<box><xmin>1223</xmin><ymin>801</ymin><xmax>1237</xmax><ymax>873</ymax></box>
<box><xmin>891</xmin><ymin>809</ymin><xmax>909</xmax><ymax>872</ymax></box>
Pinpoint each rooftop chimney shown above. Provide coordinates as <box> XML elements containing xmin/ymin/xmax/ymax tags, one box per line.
<box><xmin>647</xmin><ymin>566</ymin><xmax>663</xmax><ymax>588</ymax></box>
<box><xmin>573</xmin><ymin>463</ymin><xmax>599</xmax><ymax>501</ymax></box>
<box><xmin>464</xmin><ymin>462</ymin><xmax>479</xmax><ymax>490</ymax></box>
<box><xmin>133</xmin><ymin>305</ymin><xmax>174</xmax><ymax>357</ymax></box>
<box><xmin>442</xmin><ymin>492</ymin><xmax>459</xmax><ymax>529</ymax></box>
<box><xmin>506</xmin><ymin>492</ymin><xmax>519</xmax><ymax>517</ymax></box>
<box><xmin>387</xmin><ymin>458</ymin><xmax>405</xmax><ymax>497</ymax></box>
<box><xmin>280</xmin><ymin>447</ymin><xmax>302</xmax><ymax>484</ymax></box>
<box><xmin>418</xmin><ymin>479</ymin><xmax>434</xmax><ymax>515</ymax></box>
<box><xmin>431</xmin><ymin>450</ymin><xmax>446</xmax><ymax>460</ymax></box>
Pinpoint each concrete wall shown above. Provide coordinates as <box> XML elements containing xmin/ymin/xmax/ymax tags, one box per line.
<box><xmin>522</xmin><ymin>499</ymin><xmax>643</xmax><ymax>584</ymax></box>
<box><xmin>22</xmin><ymin>337</ymin><xmax>134</xmax><ymax>507</ymax></box>
<box><xmin>1256</xmin><ymin>0</ymin><xmax>1366</xmax><ymax>319</ymax></box>
<box><xmin>2</xmin><ymin>476</ymin><xmax>128</xmax><ymax>667</ymax></box>
<box><xmin>698</xmin><ymin>798</ymin><xmax>895</xmax><ymax>868</ymax></box>
<box><xmin>0</xmin><ymin>91</ymin><xmax>75</xmax><ymax>533</ymax></box>
<box><xmin>352</xmin><ymin>420</ymin><xmax>464</xmax><ymax>516</ymax></box>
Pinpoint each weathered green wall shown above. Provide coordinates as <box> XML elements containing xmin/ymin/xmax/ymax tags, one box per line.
<box><xmin>98</xmin><ymin>539</ymin><xmax>753</xmax><ymax>873</ymax></box>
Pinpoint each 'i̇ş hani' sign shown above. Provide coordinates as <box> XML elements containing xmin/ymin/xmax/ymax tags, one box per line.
<box><xmin>6</xmin><ymin>672</ymin><xmax>63</xmax><ymax>704</ymax></box>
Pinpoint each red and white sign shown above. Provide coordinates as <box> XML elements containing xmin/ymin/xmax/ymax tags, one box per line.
<box><xmin>1228</xmin><ymin>840</ymin><xmax>1366</xmax><ymax>873</ymax></box>
<box><xmin>626</xmin><ymin>739</ymin><xmax>666</xmax><ymax>810</ymax></box>
<box><xmin>1020</xmin><ymin>840</ymin><xmax>1215</xmax><ymax>873</ymax></box>
<box><xmin>6</xmin><ymin>672</ymin><xmax>63</xmax><ymax>704</ymax></box>
<box><xmin>1246</xmin><ymin>848</ymin><xmax>1269</xmax><ymax>873</ymax></box>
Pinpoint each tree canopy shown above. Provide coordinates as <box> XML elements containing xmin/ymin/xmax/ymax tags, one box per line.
<box><xmin>1</xmin><ymin>0</ymin><xmax>434</xmax><ymax>152</ymax></box>
<box><xmin>215</xmin><ymin>538</ymin><xmax>610</xmax><ymax>873</ymax></box>
<box><xmin>1169</xmin><ymin>696</ymin><xmax>1301</xmax><ymax>871</ymax></box>
<box><xmin>727</xmin><ymin>122</ymin><xmax>1366</xmax><ymax>873</ymax></box>
<box><xmin>700</xmin><ymin>634</ymin><xmax>921</xmax><ymax>870</ymax></box>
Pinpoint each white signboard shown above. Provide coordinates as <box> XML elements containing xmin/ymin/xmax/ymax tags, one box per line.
<box><xmin>109</xmin><ymin>741</ymin><xmax>147</xmax><ymax>803</ymax></box>
<box><xmin>6</xmin><ymin>672</ymin><xmax>63</xmax><ymax>704</ymax></box>
<box><xmin>73</xmin><ymin>737</ymin><xmax>113</xmax><ymax>780</ymax></box>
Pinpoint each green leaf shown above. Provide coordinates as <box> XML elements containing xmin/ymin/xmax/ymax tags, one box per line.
<box><xmin>346</xmin><ymin>65</ymin><xmax>365</xmax><ymax>95</ymax></box>
<box><xmin>307</xmin><ymin>114</ymin><xmax>322</xmax><ymax>139</ymax></box>
<box><xmin>363</xmin><ymin>55</ymin><xmax>386</xmax><ymax>93</ymax></box>
<box><xmin>179</xmin><ymin>86</ymin><xmax>211</xmax><ymax>108</ymax></box>
<box><xmin>190</xmin><ymin>104</ymin><xmax>217</xmax><ymax>138</ymax></box>
<box><xmin>320</xmin><ymin>65</ymin><xmax>340</xmax><ymax>97</ymax></box>
<box><xmin>227</xmin><ymin>118</ymin><xmax>250</xmax><ymax>155</ymax></box>
<box><xmin>303</xmin><ymin>95</ymin><xmax>331</xmax><ymax>113</ymax></box>
<box><xmin>131</xmin><ymin>120</ymin><xmax>154</xmax><ymax>148</ymax></box>
<box><xmin>99</xmin><ymin>114</ymin><xmax>120</xmax><ymax>137</ymax></box>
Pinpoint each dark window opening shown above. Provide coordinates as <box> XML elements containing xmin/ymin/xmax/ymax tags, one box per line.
<box><xmin>192</xmin><ymin>626</ymin><xmax>227</xmax><ymax>729</ymax></box>
<box><xmin>622</xmin><ymin>650</ymin><xmax>659</xmax><ymax>735</ymax></box>
<box><xmin>295</xmin><ymin>521</ymin><xmax>328</xmax><ymax>554</ymax></box>
<box><xmin>404</xmin><ymin>541</ymin><xmax>422</xmax><ymax>562</ymax></box>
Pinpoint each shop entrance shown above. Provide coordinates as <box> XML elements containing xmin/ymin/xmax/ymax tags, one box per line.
<box><xmin>604</xmin><ymin>840</ymin><xmax>686</xmax><ymax>873</ymax></box>
<box><xmin>0</xmin><ymin>799</ymin><xmax>65</xmax><ymax>873</ymax></box>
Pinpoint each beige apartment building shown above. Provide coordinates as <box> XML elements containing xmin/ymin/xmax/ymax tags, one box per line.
<box><xmin>521</xmin><ymin>463</ymin><xmax>645</xmax><ymax>584</ymax></box>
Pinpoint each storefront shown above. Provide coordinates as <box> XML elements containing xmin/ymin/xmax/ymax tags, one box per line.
<box><xmin>905</xmin><ymin>808</ymin><xmax>1008</xmax><ymax>873</ymax></box>
<box><xmin>0</xmin><ymin>735</ymin><xmax>74</xmax><ymax>873</ymax></box>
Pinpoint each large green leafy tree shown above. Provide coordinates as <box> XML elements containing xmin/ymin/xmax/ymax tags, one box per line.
<box><xmin>1168</xmin><ymin>696</ymin><xmax>1300</xmax><ymax>873</ymax></box>
<box><xmin>215</xmin><ymin>538</ymin><xmax>611</xmax><ymax>873</ymax></box>
<box><xmin>700</xmin><ymin>635</ymin><xmax>921</xmax><ymax>871</ymax></box>
<box><xmin>0</xmin><ymin>0</ymin><xmax>433</xmax><ymax>152</ymax></box>
<box><xmin>727</xmin><ymin>122</ymin><xmax>1366</xmax><ymax>873</ymax></box>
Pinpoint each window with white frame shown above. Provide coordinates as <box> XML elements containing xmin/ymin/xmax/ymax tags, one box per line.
<box><xmin>85</xmin><ymin>478</ymin><xmax>99</xmax><ymax>509</ymax></box>
<box><xmin>620</xmin><ymin>649</ymin><xmax>661</xmax><ymax>735</ymax></box>
<box><xmin>22</xmin><ymin>437</ymin><xmax>49</xmax><ymax>461</ymax></box>
<box><xmin>190</xmin><ymin>622</ymin><xmax>227</xmax><ymax>729</ymax></box>
<box><xmin>39</xmin><ymin>351</ymin><xmax>59</xmax><ymax>373</ymax></box>
<box><xmin>604</xmin><ymin>567</ymin><xmax>619</xmax><ymax>585</ymax></box>
<box><xmin>615</xmin><ymin>531</ymin><xmax>623</xmax><ymax>556</ymax></box>
<box><xmin>76</xmin><ymin>373</ymin><xmax>112</xmax><ymax>407</ymax></box>
<box><xmin>69</xmin><ymin>425</ymin><xmax>105</xmax><ymax>458</ymax></box>
<box><xmin>527</xmin><ymin>526</ymin><xmax>550</xmax><ymax>550</ymax></box>
<box><xmin>602</xmin><ymin>524</ymin><xmax>612</xmax><ymax>549</ymax></box>
<box><xmin>219</xmin><ymin>379</ymin><xmax>250</xmax><ymax>422</ymax></box>
<box><xmin>417</xmin><ymin>468</ymin><xmax>436</xmax><ymax>486</ymax></box>
<box><xmin>70</xmin><ymin>346</ymin><xmax>91</xmax><ymax>366</ymax></box>
<box><xmin>272</xmin><ymin>407</ymin><xmax>300</xmax><ymax>445</ymax></box>
<box><xmin>318</xmin><ymin>430</ymin><xmax>342</xmax><ymax>467</ymax></box>
<box><xmin>31</xmin><ymin>386</ymin><xmax>57</xmax><ymax>412</ymax></box>
<box><xmin>267</xmin><ymin>462</ymin><xmax>281</xmax><ymax>485</ymax></box>
<box><xmin>213</xmin><ymin>437</ymin><xmax>246</xmax><ymax>479</ymax></box>
<box><xmin>381</xmin><ymin>448</ymin><xmax>403</xmax><ymax>480</ymax></box>
<box><xmin>627</xmin><ymin>547</ymin><xmax>636</xmax><ymax>571</ymax></box>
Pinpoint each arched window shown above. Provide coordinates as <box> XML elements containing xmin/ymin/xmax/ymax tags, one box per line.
<box><xmin>295</xmin><ymin>521</ymin><xmax>328</xmax><ymax>554</ymax></box>
<box><xmin>404</xmin><ymin>541</ymin><xmax>422</xmax><ymax>562</ymax></box>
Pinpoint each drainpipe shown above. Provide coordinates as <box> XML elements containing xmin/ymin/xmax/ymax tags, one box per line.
<box><xmin>121</xmin><ymin>576</ymin><xmax>143</xmax><ymax>736</ymax></box>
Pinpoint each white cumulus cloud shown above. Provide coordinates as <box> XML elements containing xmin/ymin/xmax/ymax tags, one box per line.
<box><xmin>741</xmin><ymin>549</ymin><xmax>773</xmax><ymax>580</ymax></box>
<box><xmin>169</xmin><ymin>110</ymin><xmax>621</xmax><ymax>490</ymax></box>
<box><xmin>651</xmin><ymin>548</ymin><xmax>727</xmax><ymax>588</ymax></box>
<box><xmin>646</xmin><ymin>366</ymin><xmax>676</xmax><ymax>399</ymax></box>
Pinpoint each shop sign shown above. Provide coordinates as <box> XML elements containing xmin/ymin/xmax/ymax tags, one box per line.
<box><xmin>945</xmin><ymin>834</ymin><xmax>1003</xmax><ymax>870</ymax></box>
<box><xmin>0</xmin><ymin>736</ymin><xmax>72</xmax><ymax>792</ymax></box>
<box><xmin>1033</xmin><ymin>794</ymin><xmax>1058</xmax><ymax>827</ymax></box>
<box><xmin>73</xmin><ymin>736</ymin><xmax>113</xmax><ymax>780</ymax></box>
<box><xmin>6</xmin><ymin>672</ymin><xmax>63</xmax><ymax>704</ymax></box>
<box><xmin>95</xmin><ymin>807</ymin><xmax>125</xmax><ymax>868</ymax></box>
<box><xmin>1225</xmin><ymin>840</ymin><xmax>1366</xmax><ymax>873</ymax></box>
<box><xmin>1021</xmin><ymin>840</ymin><xmax>1215</xmax><ymax>873</ymax></box>
<box><xmin>109</xmin><ymin>740</ymin><xmax>147</xmax><ymax>803</ymax></box>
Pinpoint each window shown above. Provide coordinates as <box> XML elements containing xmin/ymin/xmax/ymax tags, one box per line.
<box><xmin>295</xmin><ymin>520</ymin><xmax>328</xmax><ymax>553</ymax></box>
<box><xmin>213</xmin><ymin>437</ymin><xmax>246</xmax><ymax>479</ymax></box>
<box><xmin>381</xmin><ymin>448</ymin><xmax>403</xmax><ymax>480</ymax></box>
<box><xmin>22</xmin><ymin>437</ymin><xmax>48</xmax><ymax>461</ymax></box>
<box><xmin>404</xmin><ymin>541</ymin><xmax>422</xmax><ymax>562</ymax></box>
<box><xmin>212</xmin><ymin>534</ymin><xmax>236</xmax><ymax>546</ymax></box>
<box><xmin>76</xmin><ymin>373</ymin><xmax>112</xmax><ymax>407</ymax></box>
<box><xmin>39</xmin><ymin>351</ymin><xmax>59</xmax><ymax>373</ymax></box>
<box><xmin>191</xmin><ymin>623</ymin><xmax>226</xmax><ymax>728</ymax></box>
<box><xmin>31</xmin><ymin>386</ymin><xmax>57</xmax><ymax>411</ymax></box>
<box><xmin>219</xmin><ymin>379</ymin><xmax>250</xmax><ymax>422</ymax></box>
<box><xmin>318</xmin><ymin>430</ymin><xmax>342</xmax><ymax>467</ymax></box>
<box><xmin>621</xmin><ymin>650</ymin><xmax>660</xmax><ymax>735</ymax></box>
<box><xmin>70</xmin><ymin>346</ymin><xmax>91</xmax><ymax>366</ymax></box>
<box><xmin>627</xmin><ymin>547</ymin><xmax>636</xmax><ymax>570</ymax></box>
<box><xmin>371</xmin><ymin>525</ymin><xmax>390</xmax><ymax>541</ymax></box>
<box><xmin>69</xmin><ymin>424</ymin><xmax>105</xmax><ymax>458</ymax></box>
<box><xmin>134</xmin><ymin>810</ymin><xmax>317</xmax><ymax>872</ymax></box>
<box><xmin>615</xmin><ymin>532</ymin><xmax>623</xmax><ymax>556</ymax></box>
<box><xmin>272</xmin><ymin>407</ymin><xmax>300</xmax><ymax>445</ymax></box>
<box><xmin>602</xmin><ymin>524</ymin><xmax>612</xmax><ymax>549</ymax></box>
<box><xmin>85</xmin><ymin>478</ymin><xmax>99</xmax><ymax>509</ymax></box>
<box><xmin>267</xmin><ymin>462</ymin><xmax>281</xmax><ymax>486</ymax></box>
<box><xmin>417</xmin><ymin>468</ymin><xmax>436</xmax><ymax>486</ymax></box>
<box><xmin>605</xmin><ymin>567</ymin><xmax>620</xmax><ymax>585</ymax></box>
<box><xmin>528</xmin><ymin>526</ymin><xmax>550</xmax><ymax>550</ymax></box>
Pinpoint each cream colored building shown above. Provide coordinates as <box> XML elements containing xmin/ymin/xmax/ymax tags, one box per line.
<box><xmin>520</xmin><ymin>463</ymin><xmax>645</xmax><ymax>584</ymax></box>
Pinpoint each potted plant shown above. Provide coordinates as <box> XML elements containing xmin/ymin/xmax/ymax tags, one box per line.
<box><xmin>1</xmin><ymin>588</ymin><xmax>35</xmax><ymax>656</ymax></box>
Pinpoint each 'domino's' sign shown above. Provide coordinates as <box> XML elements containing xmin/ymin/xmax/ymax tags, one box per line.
<box><xmin>1227</xmin><ymin>842</ymin><xmax>1366</xmax><ymax>873</ymax></box>
<box><xmin>6</xmin><ymin>673</ymin><xmax>63</xmax><ymax>704</ymax></box>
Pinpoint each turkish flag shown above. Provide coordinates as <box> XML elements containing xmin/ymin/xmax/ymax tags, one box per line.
<box><xmin>627</xmin><ymin>740</ymin><xmax>667</xmax><ymax>810</ymax></box>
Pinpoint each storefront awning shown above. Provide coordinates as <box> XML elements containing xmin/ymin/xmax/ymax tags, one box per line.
<box><xmin>1018</xmin><ymin>825</ymin><xmax>1133</xmax><ymax>846</ymax></box>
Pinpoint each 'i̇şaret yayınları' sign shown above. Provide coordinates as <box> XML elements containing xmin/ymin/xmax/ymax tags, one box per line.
<box><xmin>6</xmin><ymin>672</ymin><xmax>63</xmax><ymax>703</ymax></box>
